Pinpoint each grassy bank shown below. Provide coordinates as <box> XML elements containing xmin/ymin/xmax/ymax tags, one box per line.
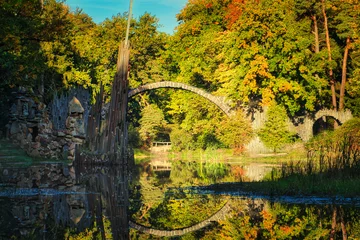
<box><xmin>202</xmin><ymin>171</ymin><xmax>360</xmax><ymax>198</ymax></box>
<box><xmin>166</xmin><ymin>143</ymin><xmax>307</xmax><ymax>165</ymax></box>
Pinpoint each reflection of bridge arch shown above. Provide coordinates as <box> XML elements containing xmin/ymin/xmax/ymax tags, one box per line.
<box><xmin>129</xmin><ymin>201</ymin><xmax>231</xmax><ymax>237</ymax></box>
<box><xmin>128</xmin><ymin>81</ymin><xmax>233</xmax><ymax>116</ymax></box>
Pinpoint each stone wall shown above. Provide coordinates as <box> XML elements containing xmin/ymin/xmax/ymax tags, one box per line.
<box><xmin>244</xmin><ymin>107</ymin><xmax>354</xmax><ymax>153</ymax></box>
<box><xmin>293</xmin><ymin>109</ymin><xmax>353</xmax><ymax>141</ymax></box>
<box><xmin>6</xmin><ymin>88</ymin><xmax>86</xmax><ymax>161</ymax></box>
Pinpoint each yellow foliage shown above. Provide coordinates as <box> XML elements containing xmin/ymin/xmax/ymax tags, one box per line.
<box><xmin>261</xmin><ymin>88</ymin><xmax>275</xmax><ymax>106</ymax></box>
<box><xmin>279</xmin><ymin>81</ymin><xmax>293</xmax><ymax>92</ymax></box>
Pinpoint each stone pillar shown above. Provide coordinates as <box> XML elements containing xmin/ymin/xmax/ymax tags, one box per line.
<box><xmin>65</xmin><ymin>97</ymin><xmax>85</xmax><ymax>161</ymax></box>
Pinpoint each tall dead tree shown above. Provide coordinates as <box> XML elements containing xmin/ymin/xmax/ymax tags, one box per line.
<box><xmin>74</xmin><ymin>1</ymin><xmax>134</xmax><ymax>239</ymax></box>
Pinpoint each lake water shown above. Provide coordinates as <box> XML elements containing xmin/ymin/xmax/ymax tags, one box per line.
<box><xmin>0</xmin><ymin>141</ymin><xmax>359</xmax><ymax>239</ymax></box>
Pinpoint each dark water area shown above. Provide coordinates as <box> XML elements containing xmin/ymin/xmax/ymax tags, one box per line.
<box><xmin>0</xmin><ymin>141</ymin><xmax>360</xmax><ymax>239</ymax></box>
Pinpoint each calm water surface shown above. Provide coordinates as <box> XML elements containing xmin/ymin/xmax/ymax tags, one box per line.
<box><xmin>0</xmin><ymin>141</ymin><xmax>359</xmax><ymax>239</ymax></box>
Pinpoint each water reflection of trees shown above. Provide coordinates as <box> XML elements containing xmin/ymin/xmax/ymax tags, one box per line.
<box><xmin>212</xmin><ymin>200</ymin><xmax>360</xmax><ymax>239</ymax></box>
<box><xmin>130</xmin><ymin>189</ymin><xmax>227</xmax><ymax>239</ymax></box>
<box><xmin>170</xmin><ymin>160</ymin><xmax>232</xmax><ymax>185</ymax></box>
<box><xmin>130</xmin><ymin>195</ymin><xmax>360</xmax><ymax>239</ymax></box>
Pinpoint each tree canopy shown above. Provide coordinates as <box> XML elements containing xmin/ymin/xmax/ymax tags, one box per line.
<box><xmin>1</xmin><ymin>0</ymin><xmax>360</xmax><ymax>150</ymax></box>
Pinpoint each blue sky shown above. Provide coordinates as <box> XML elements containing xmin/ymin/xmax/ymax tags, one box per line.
<box><xmin>65</xmin><ymin>0</ymin><xmax>188</xmax><ymax>34</ymax></box>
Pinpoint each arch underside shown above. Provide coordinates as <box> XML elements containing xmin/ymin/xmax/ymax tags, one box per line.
<box><xmin>128</xmin><ymin>81</ymin><xmax>233</xmax><ymax>116</ymax></box>
<box><xmin>314</xmin><ymin>109</ymin><xmax>353</xmax><ymax>125</ymax></box>
<box><xmin>129</xmin><ymin>201</ymin><xmax>231</xmax><ymax>237</ymax></box>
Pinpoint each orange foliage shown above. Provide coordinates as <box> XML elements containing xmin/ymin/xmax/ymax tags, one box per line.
<box><xmin>225</xmin><ymin>0</ymin><xmax>246</xmax><ymax>28</ymax></box>
<box><xmin>280</xmin><ymin>225</ymin><xmax>292</xmax><ymax>234</ymax></box>
<box><xmin>225</xmin><ymin>0</ymin><xmax>261</xmax><ymax>29</ymax></box>
<box><xmin>262</xmin><ymin>209</ymin><xmax>276</xmax><ymax>236</ymax></box>
<box><xmin>279</xmin><ymin>82</ymin><xmax>293</xmax><ymax>92</ymax></box>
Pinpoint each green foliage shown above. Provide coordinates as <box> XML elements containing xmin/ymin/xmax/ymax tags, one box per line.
<box><xmin>0</xmin><ymin>0</ymin><xmax>72</xmax><ymax>94</ymax></box>
<box><xmin>128</xmin><ymin>124</ymin><xmax>141</xmax><ymax>148</ymax></box>
<box><xmin>216</xmin><ymin>110</ymin><xmax>253</xmax><ymax>149</ymax></box>
<box><xmin>166</xmin><ymin>91</ymin><xmax>226</xmax><ymax>150</ymax></box>
<box><xmin>139</xmin><ymin>104</ymin><xmax>168</xmax><ymax>146</ymax></box>
<box><xmin>169</xmin><ymin>125</ymin><xmax>194</xmax><ymax>151</ymax></box>
<box><xmin>258</xmin><ymin>104</ymin><xmax>297</xmax><ymax>152</ymax></box>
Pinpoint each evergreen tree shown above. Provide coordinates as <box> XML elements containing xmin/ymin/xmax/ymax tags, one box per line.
<box><xmin>258</xmin><ymin>104</ymin><xmax>297</xmax><ymax>152</ymax></box>
<box><xmin>139</xmin><ymin>104</ymin><xmax>168</xmax><ymax>147</ymax></box>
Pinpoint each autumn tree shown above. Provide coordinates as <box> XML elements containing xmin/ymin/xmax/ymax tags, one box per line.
<box><xmin>216</xmin><ymin>110</ymin><xmax>253</xmax><ymax>151</ymax></box>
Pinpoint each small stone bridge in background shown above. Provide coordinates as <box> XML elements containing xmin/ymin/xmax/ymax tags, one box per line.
<box><xmin>128</xmin><ymin>81</ymin><xmax>233</xmax><ymax>116</ymax></box>
<box><xmin>129</xmin><ymin>201</ymin><xmax>231</xmax><ymax>237</ymax></box>
<box><xmin>295</xmin><ymin>109</ymin><xmax>353</xmax><ymax>141</ymax></box>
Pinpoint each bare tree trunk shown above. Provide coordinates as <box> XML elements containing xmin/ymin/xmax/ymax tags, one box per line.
<box><xmin>312</xmin><ymin>15</ymin><xmax>320</xmax><ymax>53</ymax></box>
<box><xmin>330</xmin><ymin>206</ymin><xmax>337</xmax><ymax>240</ymax></box>
<box><xmin>339</xmin><ymin>37</ymin><xmax>351</xmax><ymax>111</ymax></box>
<box><xmin>322</xmin><ymin>0</ymin><xmax>337</xmax><ymax>110</ymax></box>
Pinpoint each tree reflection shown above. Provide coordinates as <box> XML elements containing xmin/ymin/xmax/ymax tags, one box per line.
<box><xmin>210</xmin><ymin>200</ymin><xmax>360</xmax><ymax>240</ymax></box>
<box><xmin>130</xmin><ymin>194</ymin><xmax>360</xmax><ymax>239</ymax></box>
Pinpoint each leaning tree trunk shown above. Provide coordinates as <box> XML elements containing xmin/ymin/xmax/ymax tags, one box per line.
<box><xmin>322</xmin><ymin>0</ymin><xmax>337</xmax><ymax>110</ymax></box>
<box><xmin>339</xmin><ymin>37</ymin><xmax>351</xmax><ymax>111</ymax></box>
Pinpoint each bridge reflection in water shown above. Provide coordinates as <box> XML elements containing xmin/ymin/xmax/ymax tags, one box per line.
<box><xmin>1</xmin><ymin>160</ymin><xmax>360</xmax><ymax>239</ymax></box>
<box><xmin>1</xmin><ymin>140</ymin><xmax>360</xmax><ymax>239</ymax></box>
<box><xmin>129</xmin><ymin>201</ymin><xmax>231</xmax><ymax>237</ymax></box>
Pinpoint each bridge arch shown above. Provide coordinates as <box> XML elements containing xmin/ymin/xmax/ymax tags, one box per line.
<box><xmin>314</xmin><ymin>109</ymin><xmax>353</xmax><ymax>125</ymax></box>
<box><xmin>293</xmin><ymin>109</ymin><xmax>353</xmax><ymax>141</ymax></box>
<box><xmin>129</xmin><ymin>201</ymin><xmax>231</xmax><ymax>237</ymax></box>
<box><xmin>128</xmin><ymin>81</ymin><xmax>233</xmax><ymax>116</ymax></box>
<box><xmin>311</xmin><ymin>109</ymin><xmax>353</xmax><ymax>137</ymax></box>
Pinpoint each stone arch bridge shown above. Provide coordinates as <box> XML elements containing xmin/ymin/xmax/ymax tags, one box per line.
<box><xmin>127</xmin><ymin>81</ymin><xmax>353</xmax><ymax>146</ymax></box>
<box><xmin>294</xmin><ymin>108</ymin><xmax>353</xmax><ymax>141</ymax></box>
<box><xmin>128</xmin><ymin>81</ymin><xmax>233</xmax><ymax>116</ymax></box>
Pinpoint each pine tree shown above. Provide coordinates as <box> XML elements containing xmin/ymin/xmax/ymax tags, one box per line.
<box><xmin>258</xmin><ymin>105</ymin><xmax>296</xmax><ymax>152</ymax></box>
